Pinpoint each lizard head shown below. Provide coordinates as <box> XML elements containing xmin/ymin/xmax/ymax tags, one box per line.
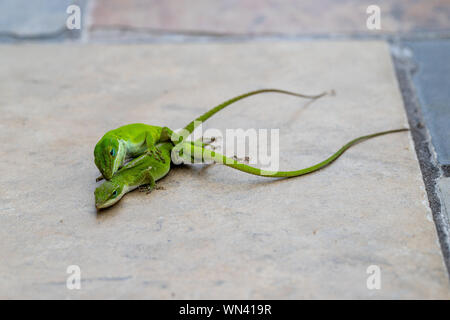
<box><xmin>94</xmin><ymin>135</ymin><xmax>126</xmax><ymax>180</ymax></box>
<box><xmin>94</xmin><ymin>180</ymin><xmax>126</xmax><ymax>209</ymax></box>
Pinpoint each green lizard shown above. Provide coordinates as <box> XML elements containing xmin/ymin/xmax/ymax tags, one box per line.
<box><xmin>95</xmin><ymin>142</ymin><xmax>173</xmax><ymax>209</ymax></box>
<box><xmin>94</xmin><ymin>88</ymin><xmax>329</xmax><ymax>180</ymax></box>
<box><xmin>95</xmin><ymin>128</ymin><xmax>408</xmax><ymax>209</ymax></box>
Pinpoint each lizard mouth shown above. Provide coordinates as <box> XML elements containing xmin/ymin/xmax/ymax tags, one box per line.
<box><xmin>95</xmin><ymin>202</ymin><xmax>108</xmax><ymax>210</ymax></box>
<box><xmin>96</xmin><ymin>199</ymin><xmax>116</xmax><ymax>210</ymax></box>
<box><xmin>95</xmin><ymin>199</ymin><xmax>119</xmax><ymax>210</ymax></box>
<box><xmin>95</xmin><ymin>187</ymin><xmax>127</xmax><ymax>210</ymax></box>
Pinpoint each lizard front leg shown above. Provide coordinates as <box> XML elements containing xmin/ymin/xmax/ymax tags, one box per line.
<box><xmin>145</xmin><ymin>134</ymin><xmax>166</xmax><ymax>162</ymax></box>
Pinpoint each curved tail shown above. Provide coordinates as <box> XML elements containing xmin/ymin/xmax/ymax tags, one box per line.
<box><xmin>180</xmin><ymin>128</ymin><xmax>409</xmax><ymax>178</ymax></box>
<box><xmin>179</xmin><ymin>88</ymin><xmax>329</xmax><ymax>141</ymax></box>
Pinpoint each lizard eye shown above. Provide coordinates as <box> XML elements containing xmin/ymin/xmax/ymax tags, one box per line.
<box><xmin>111</xmin><ymin>190</ymin><xmax>118</xmax><ymax>198</ymax></box>
<box><xmin>110</xmin><ymin>149</ymin><xmax>116</xmax><ymax>157</ymax></box>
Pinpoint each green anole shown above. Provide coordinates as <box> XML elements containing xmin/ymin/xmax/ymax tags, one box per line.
<box><xmin>95</xmin><ymin>142</ymin><xmax>173</xmax><ymax>209</ymax></box>
<box><xmin>94</xmin><ymin>88</ymin><xmax>329</xmax><ymax>180</ymax></box>
<box><xmin>95</xmin><ymin>128</ymin><xmax>408</xmax><ymax>209</ymax></box>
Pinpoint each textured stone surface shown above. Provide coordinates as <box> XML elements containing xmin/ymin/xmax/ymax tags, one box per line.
<box><xmin>438</xmin><ymin>178</ymin><xmax>450</xmax><ymax>222</ymax></box>
<box><xmin>0</xmin><ymin>0</ymin><xmax>85</xmax><ymax>41</ymax></box>
<box><xmin>91</xmin><ymin>0</ymin><xmax>450</xmax><ymax>35</ymax></box>
<box><xmin>0</xmin><ymin>42</ymin><xmax>448</xmax><ymax>299</ymax></box>
<box><xmin>407</xmin><ymin>40</ymin><xmax>450</xmax><ymax>165</ymax></box>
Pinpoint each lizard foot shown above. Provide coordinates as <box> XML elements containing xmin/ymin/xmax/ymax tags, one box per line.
<box><xmin>232</xmin><ymin>155</ymin><xmax>250</xmax><ymax>163</ymax></box>
<box><xmin>149</xmin><ymin>148</ymin><xmax>166</xmax><ymax>162</ymax></box>
<box><xmin>138</xmin><ymin>184</ymin><xmax>152</xmax><ymax>193</ymax></box>
<box><xmin>200</xmin><ymin>136</ymin><xmax>220</xmax><ymax>146</ymax></box>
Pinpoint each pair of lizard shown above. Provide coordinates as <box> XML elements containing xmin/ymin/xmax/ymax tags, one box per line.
<box><xmin>94</xmin><ymin>88</ymin><xmax>408</xmax><ymax>209</ymax></box>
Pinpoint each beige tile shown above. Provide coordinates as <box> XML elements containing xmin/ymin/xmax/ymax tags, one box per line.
<box><xmin>0</xmin><ymin>42</ymin><xmax>448</xmax><ymax>298</ymax></box>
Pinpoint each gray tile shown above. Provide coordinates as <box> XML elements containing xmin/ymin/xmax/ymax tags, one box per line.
<box><xmin>407</xmin><ymin>40</ymin><xmax>450</xmax><ymax>165</ymax></box>
<box><xmin>438</xmin><ymin>178</ymin><xmax>450</xmax><ymax>222</ymax></box>
<box><xmin>0</xmin><ymin>0</ymin><xmax>86</xmax><ymax>41</ymax></box>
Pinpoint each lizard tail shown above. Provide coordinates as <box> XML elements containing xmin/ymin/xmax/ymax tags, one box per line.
<box><xmin>180</xmin><ymin>88</ymin><xmax>330</xmax><ymax>140</ymax></box>
<box><xmin>181</xmin><ymin>128</ymin><xmax>409</xmax><ymax>178</ymax></box>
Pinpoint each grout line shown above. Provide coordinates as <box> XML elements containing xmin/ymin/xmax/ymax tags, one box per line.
<box><xmin>0</xmin><ymin>29</ymin><xmax>67</xmax><ymax>41</ymax></box>
<box><xmin>391</xmin><ymin>43</ymin><xmax>450</xmax><ymax>277</ymax></box>
<box><xmin>3</xmin><ymin>22</ymin><xmax>449</xmax><ymax>43</ymax></box>
<box><xmin>81</xmin><ymin>0</ymin><xmax>96</xmax><ymax>43</ymax></box>
<box><xmin>85</xmin><ymin>26</ymin><xmax>450</xmax><ymax>43</ymax></box>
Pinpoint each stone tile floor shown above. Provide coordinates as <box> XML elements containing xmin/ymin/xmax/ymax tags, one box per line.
<box><xmin>0</xmin><ymin>0</ymin><xmax>449</xmax><ymax>299</ymax></box>
<box><xmin>90</xmin><ymin>0</ymin><xmax>450</xmax><ymax>35</ymax></box>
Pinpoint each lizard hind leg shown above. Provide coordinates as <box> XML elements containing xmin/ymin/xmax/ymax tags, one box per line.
<box><xmin>137</xmin><ymin>167</ymin><xmax>156</xmax><ymax>194</ymax></box>
<box><xmin>177</xmin><ymin>141</ymin><xmax>215</xmax><ymax>165</ymax></box>
<box><xmin>138</xmin><ymin>184</ymin><xmax>152</xmax><ymax>193</ymax></box>
<box><xmin>232</xmin><ymin>155</ymin><xmax>250</xmax><ymax>163</ymax></box>
<box><xmin>197</xmin><ymin>136</ymin><xmax>219</xmax><ymax>146</ymax></box>
<box><xmin>193</xmin><ymin>137</ymin><xmax>218</xmax><ymax>151</ymax></box>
